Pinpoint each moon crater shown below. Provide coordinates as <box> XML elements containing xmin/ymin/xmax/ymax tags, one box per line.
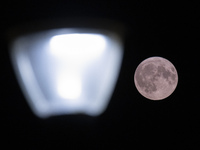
<box><xmin>134</xmin><ymin>57</ymin><xmax>178</xmax><ymax>100</ymax></box>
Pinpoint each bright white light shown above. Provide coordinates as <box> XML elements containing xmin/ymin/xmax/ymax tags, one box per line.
<box><xmin>50</xmin><ymin>33</ymin><xmax>107</xmax><ymax>101</ymax></box>
<box><xmin>57</xmin><ymin>71</ymin><xmax>82</xmax><ymax>100</ymax></box>
<box><xmin>10</xmin><ymin>29</ymin><xmax>123</xmax><ymax>118</ymax></box>
<box><xmin>49</xmin><ymin>34</ymin><xmax>106</xmax><ymax>63</ymax></box>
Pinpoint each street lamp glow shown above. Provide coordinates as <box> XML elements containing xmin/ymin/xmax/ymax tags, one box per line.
<box><xmin>10</xmin><ymin>28</ymin><xmax>123</xmax><ymax>118</ymax></box>
<box><xmin>49</xmin><ymin>33</ymin><xmax>106</xmax><ymax>62</ymax></box>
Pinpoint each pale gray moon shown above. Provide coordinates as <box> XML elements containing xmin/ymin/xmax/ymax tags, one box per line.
<box><xmin>134</xmin><ymin>56</ymin><xmax>178</xmax><ymax>100</ymax></box>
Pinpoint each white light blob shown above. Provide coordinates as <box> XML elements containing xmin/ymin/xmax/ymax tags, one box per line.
<box><xmin>10</xmin><ymin>29</ymin><xmax>123</xmax><ymax>118</ymax></box>
<box><xmin>49</xmin><ymin>34</ymin><xmax>106</xmax><ymax>63</ymax></box>
<box><xmin>57</xmin><ymin>71</ymin><xmax>82</xmax><ymax>100</ymax></box>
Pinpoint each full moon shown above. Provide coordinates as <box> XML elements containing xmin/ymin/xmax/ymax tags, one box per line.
<box><xmin>134</xmin><ymin>56</ymin><xmax>178</xmax><ymax>100</ymax></box>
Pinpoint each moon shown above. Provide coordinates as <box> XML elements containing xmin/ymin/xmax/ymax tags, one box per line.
<box><xmin>134</xmin><ymin>56</ymin><xmax>178</xmax><ymax>100</ymax></box>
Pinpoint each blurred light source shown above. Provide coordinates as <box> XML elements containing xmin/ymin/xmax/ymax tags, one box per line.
<box><xmin>50</xmin><ymin>34</ymin><xmax>106</xmax><ymax>61</ymax></box>
<box><xmin>10</xmin><ymin>28</ymin><xmax>123</xmax><ymax>118</ymax></box>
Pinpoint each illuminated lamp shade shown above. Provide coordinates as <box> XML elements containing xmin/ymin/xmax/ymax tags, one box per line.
<box><xmin>10</xmin><ymin>27</ymin><xmax>124</xmax><ymax>118</ymax></box>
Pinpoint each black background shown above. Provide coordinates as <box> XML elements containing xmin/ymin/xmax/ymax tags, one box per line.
<box><xmin>1</xmin><ymin>0</ymin><xmax>199</xmax><ymax>149</ymax></box>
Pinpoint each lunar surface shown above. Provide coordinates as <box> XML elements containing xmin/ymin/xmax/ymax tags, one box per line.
<box><xmin>134</xmin><ymin>57</ymin><xmax>178</xmax><ymax>100</ymax></box>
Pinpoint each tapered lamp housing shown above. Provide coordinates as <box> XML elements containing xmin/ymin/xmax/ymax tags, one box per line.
<box><xmin>10</xmin><ymin>21</ymin><xmax>124</xmax><ymax>118</ymax></box>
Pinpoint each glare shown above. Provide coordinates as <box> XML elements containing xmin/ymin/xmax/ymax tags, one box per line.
<box><xmin>49</xmin><ymin>34</ymin><xmax>106</xmax><ymax>63</ymax></box>
<box><xmin>57</xmin><ymin>71</ymin><xmax>82</xmax><ymax>100</ymax></box>
<box><xmin>49</xmin><ymin>33</ymin><xmax>108</xmax><ymax>101</ymax></box>
<box><xmin>10</xmin><ymin>28</ymin><xmax>123</xmax><ymax>118</ymax></box>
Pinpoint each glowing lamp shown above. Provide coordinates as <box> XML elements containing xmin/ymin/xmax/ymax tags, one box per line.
<box><xmin>10</xmin><ymin>24</ymin><xmax>124</xmax><ymax>118</ymax></box>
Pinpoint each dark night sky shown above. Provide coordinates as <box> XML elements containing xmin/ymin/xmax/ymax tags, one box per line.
<box><xmin>0</xmin><ymin>0</ymin><xmax>200</xmax><ymax>149</ymax></box>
